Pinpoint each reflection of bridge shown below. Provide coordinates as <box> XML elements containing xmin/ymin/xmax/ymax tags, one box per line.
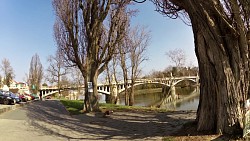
<box><xmin>39</xmin><ymin>75</ymin><xmax>199</xmax><ymax>97</ymax></box>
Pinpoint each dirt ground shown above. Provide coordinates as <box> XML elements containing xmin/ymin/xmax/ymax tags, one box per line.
<box><xmin>167</xmin><ymin>118</ymin><xmax>244</xmax><ymax>141</ymax></box>
<box><xmin>86</xmin><ymin>109</ymin><xmax>242</xmax><ymax>141</ymax></box>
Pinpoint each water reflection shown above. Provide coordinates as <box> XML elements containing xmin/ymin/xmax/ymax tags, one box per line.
<box><xmin>117</xmin><ymin>88</ymin><xmax>200</xmax><ymax>111</ymax></box>
<box><xmin>161</xmin><ymin>94</ymin><xmax>199</xmax><ymax>111</ymax></box>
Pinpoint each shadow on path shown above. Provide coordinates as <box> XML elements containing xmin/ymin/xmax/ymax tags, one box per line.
<box><xmin>25</xmin><ymin>100</ymin><xmax>196</xmax><ymax>140</ymax></box>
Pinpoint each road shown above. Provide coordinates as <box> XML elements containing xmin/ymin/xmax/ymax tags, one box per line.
<box><xmin>0</xmin><ymin>100</ymin><xmax>196</xmax><ymax>141</ymax></box>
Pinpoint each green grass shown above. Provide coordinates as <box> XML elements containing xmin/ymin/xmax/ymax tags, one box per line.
<box><xmin>162</xmin><ymin>137</ymin><xmax>175</xmax><ymax>141</ymax></box>
<box><xmin>60</xmin><ymin>99</ymin><xmax>169</xmax><ymax>115</ymax></box>
<box><xmin>60</xmin><ymin>100</ymin><xmax>84</xmax><ymax>115</ymax></box>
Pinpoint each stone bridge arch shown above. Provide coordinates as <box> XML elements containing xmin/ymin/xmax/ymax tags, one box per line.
<box><xmin>172</xmin><ymin>78</ymin><xmax>198</xmax><ymax>86</ymax></box>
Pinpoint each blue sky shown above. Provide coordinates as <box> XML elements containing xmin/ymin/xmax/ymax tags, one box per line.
<box><xmin>0</xmin><ymin>0</ymin><xmax>197</xmax><ymax>82</ymax></box>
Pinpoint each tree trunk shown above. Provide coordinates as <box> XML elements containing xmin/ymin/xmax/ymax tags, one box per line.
<box><xmin>129</xmin><ymin>83</ymin><xmax>135</xmax><ymax>106</ymax></box>
<box><xmin>90</xmin><ymin>70</ymin><xmax>99</xmax><ymax>111</ymax></box>
<box><xmin>182</xmin><ymin>1</ymin><xmax>249</xmax><ymax>134</ymax></box>
<box><xmin>123</xmin><ymin>74</ymin><xmax>129</xmax><ymax>105</ymax></box>
<box><xmin>84</xmin><ymin>78</ymin><xmax>90</xmax><ymax>112</ymax></box>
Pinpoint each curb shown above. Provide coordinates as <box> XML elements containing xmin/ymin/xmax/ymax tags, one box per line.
<box><xmin>0</xmin><ymin>101</ymin><xmax>32</xmax><ymax>115</ymax></box>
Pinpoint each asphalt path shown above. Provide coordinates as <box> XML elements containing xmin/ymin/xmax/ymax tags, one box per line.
<box><xmin>0</xmin><ymin>100</ymin><xmax>196</xmax><ymax>141</ymax></box>
<box><xmin>0</xmin><ymin>100</ymin><xmax>67</xmax><ymax>141</ymax></box>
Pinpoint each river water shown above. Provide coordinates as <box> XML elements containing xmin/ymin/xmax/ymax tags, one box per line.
<box><xmin>116</xmin><ymin>88</ymin><xmax>200</xmax><ymax>111</ymax></box>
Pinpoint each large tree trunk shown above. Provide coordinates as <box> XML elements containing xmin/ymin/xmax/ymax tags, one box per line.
<box><xmin>83</xmin><ymin>62</ymin><xmax>99</xmax><ymax>112</ymax></box>
<box><xmin>181</xmin><ymin>1</ymin><xmax>249</xmax><ymax>134</ymax></box>
<box><xmin>86</xmin><ymin>64</ymin><xmax>99</xmax><ymax>112</ymax></box>
<box><xmin>90</xmin><ymin>70</ymin><xmax>99</xmax><ymax>111</ymax></box>
<box><xmin>152</xmin><ymin>0</ymin><xmax>250</xmax><ymax>134</ymax></box>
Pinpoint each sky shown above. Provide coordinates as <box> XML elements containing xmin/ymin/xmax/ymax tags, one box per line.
<box><xmin>0</xmin><ymin>0</ymin><xmax>197</xmax><ymax>82</ymax></box>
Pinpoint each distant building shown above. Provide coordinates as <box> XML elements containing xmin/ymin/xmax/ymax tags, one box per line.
<box><xmin>0</xmin><ymin>80</ymin><xmax>29</xmax><ymax>94</ymax></box>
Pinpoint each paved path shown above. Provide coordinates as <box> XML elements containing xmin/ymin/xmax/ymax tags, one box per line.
<box><xmin>0</xmin><ymin>100</ymin><xmax>196</xmax><ymax>141</ymax></box>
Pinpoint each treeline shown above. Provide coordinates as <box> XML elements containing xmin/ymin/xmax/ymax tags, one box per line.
<box><xmin>142</xmin><ymin>66</ymin><xmax>199</xmax><ymax>79</ymax></box>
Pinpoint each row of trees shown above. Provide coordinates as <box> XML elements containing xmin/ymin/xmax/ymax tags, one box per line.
<box><xmin>0</xmin><ymin>55</ymin><xmax>43</xmax><ymax>95</ymax></box>
<box><xmin>52</xmin><ymin>0</ymin><xmax>152</xmax><ymax>111</ymax></box>
<box><xmin>0</xmin><ymin>52</ymin><xmax>83</xmax><ymax>97</ymax></box>
<box><xmin>103</xmin><ymin>25</ymin><xmax>150</xmax><ymax>106</ymax></box>
<box><xmin>144</xmin><ymin>66</ymin><xmax>198</xmax><ymax>79</ymax></box>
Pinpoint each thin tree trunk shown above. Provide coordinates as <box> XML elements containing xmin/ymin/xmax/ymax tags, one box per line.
<box><xmin>129</xmin><ymin>83</ymin><xmax>135</xmax><ymax>106</ymax></box>
<box><xmin>123</xmin><ymin>72</ymin><xmax>129</xmax><ymax>105</ymax></box>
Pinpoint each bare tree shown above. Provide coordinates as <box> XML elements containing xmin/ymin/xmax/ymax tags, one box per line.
<box><xmin>105</xmin><ymin>55</ymin><xmax>120</xmax><ymax>104</ymax></box>
<box><xmin>118</xmin><ymin>25</ymin><xmax>150</xmax><ymax>106</ymax></box>
<box><xmin>46</xmin><ymin>50</ymin><xmax>68</xmax><ymax>97</ymax></box>
<box><xmin>53</xmin><ymin>0</ymin><xmax>131</xmax><ymax>112</ymax></box>
<box><xmin>1</xmin><ymin>58</ymin><xmax>15</xmax><ymax>87</ymax></box>
<box><xmin>29</xmin><ymin>54</ymin><xmax>43</xmax><ymax>94</ymax></box>
<box><xmin>70</xmin><ymin>67</ymin><xmax>84</xmax><ymax>99</ymax></box>
<box><xmin>152</xmin><ymin>0</ymin><xmax>250</xmax><ymax>134</ymax></box>
<box><xmin>118</xmin><ymin>40</ymin><xmax>130</xmax><ymax>105</ymax></box>
<box><xmin>165</xmin><ymin>48</ymin><xmax>186</xmax><ymax>68</ymax></box>
<box><xmin>128</xmin><ymin>26</ymin><xmax>150</xmax><ymax>106</ymax></box>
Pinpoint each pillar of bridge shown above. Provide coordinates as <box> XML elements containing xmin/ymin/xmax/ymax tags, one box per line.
<box><xmin>170</xmin><ymin>85</ymin><xmax>176</xmax><ymax>99</ymax></box>
<box><xmin>196</xmin><ymin>73</ymin><xmax>200</xmax><ymax>84</ymax></box>
<box><xmin>112</xmin><ymin>84</ymin><xmax>118</xmax><ymax>97</ymax></box>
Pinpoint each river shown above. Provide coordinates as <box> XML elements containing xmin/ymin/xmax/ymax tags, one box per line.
<box><xmin>116</xmin><ymin>88</ymin><xmax>200</xmax><ymax>111</ymax></box>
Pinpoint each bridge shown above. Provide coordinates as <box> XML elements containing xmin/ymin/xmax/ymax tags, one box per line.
<box><xmin>39</xmin><ymin>75</ymin><xmax>199</xmax><ymax>99</ymax></box>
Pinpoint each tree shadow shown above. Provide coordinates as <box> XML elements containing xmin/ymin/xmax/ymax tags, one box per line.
<box><xmin>25</xmin><ymin>100</ymin><xmax>196</xmax><ymax>140</ymax></box>
<box><xmin>169</xmin><ymin>119</ymin><xmax>243</xmax><ymax>141</ymax></box>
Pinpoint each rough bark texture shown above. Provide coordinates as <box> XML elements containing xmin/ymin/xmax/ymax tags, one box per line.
<box><xmin>152</xmin><ymin>0</ymin><xmax>250</xmax><ymax>134</ymax></box>
<box><xmin>181</xmin><ymin>0</ymin><xmax>248</xmax><ymax>134</ymax></box>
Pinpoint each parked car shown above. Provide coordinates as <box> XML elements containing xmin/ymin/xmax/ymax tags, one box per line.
<box><xmin>28</xmin><ymin>94</ymin><xmax>35</xmax><ymax>100</ymax></box>
<box><xmin>0</xmin><ymin>91</ymin><xmax>16</xmax><ymax>105</ymax></box>
<box><xmin>10</xmin><ymin>93</ymin><xmax>21</xmax><ymax>103</ymax></box>
<box><xmin>24</xmin><ymin>94</ymin><xmax>32</xmax><ymax>101</ymax></box>
<box><xmin>30</xmin><ymin>94</ymin><xmax>39</xmax><ymax>100</ymax></box>
<box><xmin>17</xmin><ymin>94</ymin><xmax>28</xmax><ymax>102</ymax></box>
<box><xmin>2</xmin><ymin>91</ymin><xmax>21</xmax><ymax>103</ymax></box>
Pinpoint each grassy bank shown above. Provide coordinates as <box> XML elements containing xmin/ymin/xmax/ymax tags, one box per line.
<box><xmin>60</xmin><ymin>99</ymin><xmax>168</xmax><ymax>115</ymax></box>
<box><xmin>60</xmin><ymin>100</ymin><xmax>84</xmax><ymax>115</ymax></box>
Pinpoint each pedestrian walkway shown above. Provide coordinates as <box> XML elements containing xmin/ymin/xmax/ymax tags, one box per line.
<box><xmin>0</xmin><ymin>100</ymin><xmax>196</xmax><ymax>141</ymax></box>
<box><xmin>0</xmin><ymin>102</ymin><xmax>31</xmax><ymax>114</ymax></box>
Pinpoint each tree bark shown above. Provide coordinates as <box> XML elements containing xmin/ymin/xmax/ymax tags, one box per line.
<box><xmin>84</xmin><ymin>61</ymin><xmax>99</xmax><ymax>112</ymax></box>
<box><xmin>129</xmin><ymin>82</ymin><xmax>135</xmax><ymax>106</ymax></box>
<box><xmin>151</xmin><ymin>0</ymin><xmax>249</xmax><ymax>134</ymax></box>
<box><xmin>180</xmin><ymin>0</ymin><xmax>249</xmax><ymax>134</ymax></box>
